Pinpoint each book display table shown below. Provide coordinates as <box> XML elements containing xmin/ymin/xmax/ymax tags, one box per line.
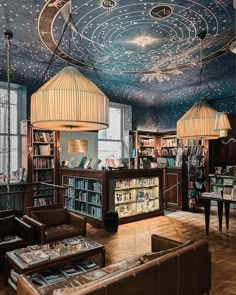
<box><xmin>5</xmin><ymin>236</ymin><xmax>105</xmax><ymax>289</ymax></box>
<box><xmin>198</xmin><ymin>192</ymin><xmax>236</xmax><ymax>237</ymax></box>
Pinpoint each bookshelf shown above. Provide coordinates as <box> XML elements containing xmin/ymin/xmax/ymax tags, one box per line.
<box><xmin>113</xmin><ymin>177</ymin><xmax>160</xmax><ymax>218</ymax></box>
<box><xmin>60</xmin><ymin>168</ymin><xmax>163</xmax><ymax>227</ymax></box>
<box><xmin>131</xmin><ymin>131</ymin><xmax>157</xmax><ymax>168</ymax></box>
<box><xmin>209</xmin><ymin>174</ymin><xmax>236</xmax><ymax>200</ymax></box>
<box><xmin>28</xmin><ymin>127</ymin><xmax>59</xmax><ymax>184</ymax></box>
<box><xmin>62</xmin><ymin>175</ymin><xmax>103</xmax><ymax>221</ymax></box>
<box><xmin>181</xmin><ymin>139</ymin><xmax>206</xmax><ymax>210</ymax></box>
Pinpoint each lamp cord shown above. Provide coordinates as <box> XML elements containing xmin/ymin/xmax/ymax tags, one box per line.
<box><xmin>5</xmin><ymin>32</ymin><xmax>12</xmax><ymax>206</ymax></box>
<box><xmin>193</xmin><ymin>37</ymin><xmax>214</xmax><ymax>100</ymax></box>
<box><xmin>70</xmin><ymin>16</ymin><xmax>107</xmax><ymax>95</ymax></box>
<box><xmin>39</xmin><ymin>14</ymin><xmax>71</xmax><ymax>85</ymax></box>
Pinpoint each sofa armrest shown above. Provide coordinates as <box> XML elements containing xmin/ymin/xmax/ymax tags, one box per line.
<box><xmin>15</xmin><ymin>217</ymin><xmax>34</xmax><ymax>244</ymax></box>
<box><xmin>151</xmin><ymin>234</ymin><xmax>182</xmax><ymax>252</ymax></box>
<box><xmin>23</xmin><ymin>215</ymin><xmax>45</xmax><ymax>244</ymax></box>
<box><xmin>17</xmin><ymin>274</ymin><xmax>41</xmax><ymax>295</ymax></box>
<box><xmin>67</xmin><ymin>211</ymin><xmax>87</xmax><ymax>236</ymax></box>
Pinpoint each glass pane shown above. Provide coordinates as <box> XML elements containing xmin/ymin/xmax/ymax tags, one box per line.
<box><xmin>98</xmin><ymin>141</ymin><xmax>122</xmax><ymax>164</ymax></box>
<box><xmin>0</xmin><ymin>90</ymin><xmax>18</xmax><ymax>134</ymax></box>
<box><xmin>0</xmin><ymin>135</ymin><xmax>18</xmax><ymax>174</ymax></box>
<box><xmin>98</xmin><ymin>107</ymin><xmax>121</xmax><ymax>140</ymax></box>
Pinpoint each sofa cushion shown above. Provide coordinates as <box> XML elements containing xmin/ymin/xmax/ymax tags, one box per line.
<box><xmin>139</xmin><ymin>239</ymin><xmax>194</xmax><ymax>263</ymax></box>
<box><xmin>0</xmin><ymin>215</ymin><xmax>15</xmax><ymax>236</ymax></box>
<box><xmin>45</xmin><ymin>224</ymin><xmax>83</xmax><ymax>242</ymax></box>
<box><xmin>31</xmin><ymin>209</ymin><xmax>68</xmax><ymax>227</ymax></box>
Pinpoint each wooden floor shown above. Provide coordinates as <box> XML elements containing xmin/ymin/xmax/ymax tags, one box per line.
<box><xmin>1</xmin><ymin>207</ymin><xmax>236</xmax><ymax>295</ymax></box>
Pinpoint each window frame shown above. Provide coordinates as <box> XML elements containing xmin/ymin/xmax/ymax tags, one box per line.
<box><xmin>0</xmin><ymin>81</ymin><xmax>27</xmax><ymax>174</ymax></box>
<box><xmin>98</xmin><ymin>102</ymin><xmax>128</xmax><ymax>161</ymax></box>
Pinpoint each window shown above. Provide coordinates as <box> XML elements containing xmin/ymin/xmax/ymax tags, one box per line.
<box><xmin>98</xmin><ymin>102</ymin><xmax>132</xmax><ymax>165</ymax></box>
<box><xmin>0</xmin><ymin>82</ymin><xmax>27</xmax><ymax>175</ymax></box>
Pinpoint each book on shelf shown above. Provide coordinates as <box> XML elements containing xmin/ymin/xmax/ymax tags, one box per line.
<box><xmin>19</xmin><ymin>250</ymin><xmax>49</xmax><ymax>265</ymax></box>
<box><xmin>223</xmin><ymin>178</ymin><xmax>233</xmax><ymax>186</ymax></box>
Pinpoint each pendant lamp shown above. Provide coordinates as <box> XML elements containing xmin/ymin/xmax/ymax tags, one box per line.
<box><xmin>177</xmin><ymin>101</ymin><xmax>221</xmax><ymax>139</ymax></box>
<box><xmin>177</xmin><ymin>31</ymin><xmax>222</xmax><ymax>140</ymax></box>
<box><xmin>214</xmin><ymin>112</ymin><xmax>231</xmax><ymax>138</ymax></box>
<box><xmin>31</xmin><ymin>66</ymin><xmax>109</xmax><ymax>131</ymax></box>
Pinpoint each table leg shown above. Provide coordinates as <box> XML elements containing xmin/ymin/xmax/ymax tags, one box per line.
<box><xmin>224</xmin><ymin>202</ymin><xmax>230</xmax><ymax>231</ymax></box>
<box><xmin>203</xmin><ymin>199</ymin><xmax>211</xmax><ymax>237</ymax></box>
<box><xmin>217</xmin><ymin>200</ymin><xmax>223</xmax><ymax>234</ymax></box>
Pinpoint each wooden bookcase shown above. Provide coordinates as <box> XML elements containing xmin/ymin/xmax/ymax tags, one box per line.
<box><xmin>131</xmin><ymin>130</ymin><xmax>158</xmax><ymax>168</ymax></box>
<box><xmin>60</xmin><ymin>168</ymin><xmax>164</xmax><ymax>228</ymax></box>
<box><xmin>27</xmin><ymin>126</ymin><xmax>60</xmax><ymax>184</ymax></box>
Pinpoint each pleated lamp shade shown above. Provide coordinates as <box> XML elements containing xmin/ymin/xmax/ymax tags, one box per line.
<box><xmin>214</xmin><ymin>112</ymin><xmax>231</xmax><ymax>137</ymax></box>
<box><xmin>31</xmin><ymin>66</ymin><xmax>109</xmax><ymax>131</ymax></box>
<box><xmin>177</xmin><ymin>101</ymin><xmax>221</xmax><ymax>139</ymax></box>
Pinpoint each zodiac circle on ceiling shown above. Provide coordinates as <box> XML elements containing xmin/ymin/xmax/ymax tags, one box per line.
<box><xmin>150</xmin><ymin>5</ymin><xmax>173</xmax><ymax>19</ymax></box>
<box><xmin>101</xmin><ymin>0</ymin><xmax>117</xmax><ymax>10</ymax></box>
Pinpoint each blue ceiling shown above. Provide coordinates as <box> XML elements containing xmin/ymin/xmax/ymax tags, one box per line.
<box><xmin>0</xmin><ymin>0</ymin><xmax>235</xmax><ymax>130</ymax></box>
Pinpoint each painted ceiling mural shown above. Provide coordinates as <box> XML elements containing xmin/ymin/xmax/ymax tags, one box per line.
<box><xmin>0</xmin><ymin>0</ymin><xmax>235</xmax><ymax>131</ymax></box>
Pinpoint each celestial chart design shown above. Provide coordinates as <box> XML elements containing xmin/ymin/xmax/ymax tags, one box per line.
<box><xmin>38</xmin><ymin>0</ymin><xmax>235</xmax><ymax>81</ymax></box>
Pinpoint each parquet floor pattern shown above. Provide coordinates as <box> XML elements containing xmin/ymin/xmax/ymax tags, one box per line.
<box><xmin>1</xmin><ymin>208</ymin><xmax>236</xmax><ymax>295</ymax></box>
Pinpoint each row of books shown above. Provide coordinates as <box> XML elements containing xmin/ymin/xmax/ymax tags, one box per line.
<box><xmin>75</xmin><ymin>179</ymin><xmax>88</xmax><ymax>190</ymax></box>
<box><xmin>9</xmin><ymin>259</ymin><xmax>98</xmax><ymax>290</ymax></box>
<box><xmin>33</xmin><ymin>158</ymin><xmax>54</xmax><ymax>169</ymax></box>
<box><xmin>161</xmin><ymin>147</ymin><xmax>178</xmax><ymax>157</ymax></box>
<box><xmin>140</xmin><ymin>138</ymin><xmax>155</xmax><ymax>147</ymax></box>
<box><xmin>140</xmin><ymin>147</ymin><xmax>155</xmax><ymax>156</ymax></box>
<box><xmin>89</xmin><ymin>206</ymin><xmax>102</xmax><ymax>219</ymax></box>
<box><xmin>89</xmin><ymin>194</ymin><xmax>102</xmax><ymax>205</ymax></box>
<box><xmin>33</xmin><ymin>171</ymin><xmax>53</xmax><ymax>182</ymax></box>
<box><xmin>183</xmin><ymin>145</ymin><xmax>204</xmax><ymax>157</ymax></box>
<box><xmin>210</xmin><ymin>177</ymin><xmax>234</xmax><ymax>186</ymax></box>
<box><xmin>115</xmin><ymin>192</ymin><xmax>132</xmax><ymax>204</ymax></box>
<box><xmin>64</xmin><ymin>177</ymin><xmax>75</xmax><ymax>187</ymax></box>
<box><xmin>136</xmin><ymin>178</ymin><xmax>155</xmax><ymax>187</ymax></box>
<box><xmin>75</xmin><ymin>190</ymin><xmax>87</xmax><ymax>201</ymax></box>
<box><xmin>33</xmin><ymin>196</ymin><xmax>54</xmax><ymax>207</ymax></box>
<box><xmin>115</xmin><ymin>179</ymin><xmax>131</xmax><ymax>189</ymax></box>
<box><xmin>162</xmin><ymin>138</ymin><xmax>178</xmax><ymax>147</ymax></box>
<box><xmin>33</xmin><ymin>131</ymin><xmax>54</xmax><ymax>143</ymax></box>
<box><xmin>33</xmin><ymin>144</ymin><xmax>53</xmax><ymax>156</ymax></box>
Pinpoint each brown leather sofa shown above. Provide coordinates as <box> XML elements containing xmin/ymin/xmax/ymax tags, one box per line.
<box><xmin>16</xmin><ymin>235</ymin><xmax>211</xmax><ymax>295</ymax></box>
<box><xmin>0</xmin><ymin>215</ymin><xmax>34</xmax><ymax>262</ymax></box>
<box><xmin>23</xmin><ymin>204</ymin><xmax>87</xmax><ymax>244</ymax></box>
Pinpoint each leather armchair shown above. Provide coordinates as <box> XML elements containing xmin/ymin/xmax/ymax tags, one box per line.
<box><xmin>23</xmin><ymin>205</ymin><xmax>87</xmax><ymax>244</ymax></box>
<box><xmin>0</xmin><ymin>209</ymin><xmax>16</xmax><ymax>218</ymax></box>
<box><xmin>0</xmin><ymin>215</ymin><xmax>34</xmax><ymax>261</ymax></box>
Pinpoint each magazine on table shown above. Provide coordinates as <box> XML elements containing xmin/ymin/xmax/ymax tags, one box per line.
<box><xmin>74</xmin><ymin>259</ymin><xmax>98</xmax><ymax>271</ymax></box>
<box><xmin>19</xmin><ymin>250</ymin><xmax>49</xmax><ymax>265</ymax></box>
<box><xmin>42</xmin><ymin>249</ymin><xmax>60</xmax><ymax>259</ymax></box>
<box><xmin>63</xmin><ymin>236</ymin><xmax>82</xmax><ymax>246</ymax></box>
<box><xmin>30</xmin><ymin>273</ymin><xmax>48</xmax><ymax>288</ymax></box>
<box><xmin>14</xmin><ymin>247</ymin><xmax>31</xmax><ymax>258</ymax></box>
<box><xmin>60</xmin><ymin>263</ymin><xmax>84</xmax><ymax>277</ymax></box>
<box><xmin>40</xmin><ymin>269</ymin><xmax>66</xmax><ymax>285</ymax></box>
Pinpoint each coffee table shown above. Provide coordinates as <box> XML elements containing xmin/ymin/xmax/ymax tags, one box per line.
<box><xmin>5</xmin><ymin>236</ymin><xmax>105</xmax><ymax>277</ymax></box>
